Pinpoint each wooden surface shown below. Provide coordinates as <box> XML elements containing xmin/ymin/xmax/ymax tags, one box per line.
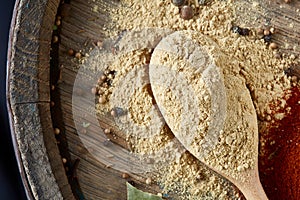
<box><xmin>6</xmin><ymin>0</ymin><xmax>300</xmax><ymax>199</ymax></box>
<box><xmin>7</xmin><ymin>0</ymin><xmax>74</xmax><ymax>199</ymax></box>
<box><xmin>235</xmin><ymin>0</ymin><xmax>300</xmax><ymax>56</ymax></box>
<box><xmin>57</xmin><ymin>0</ymin><xmax>300</xmax><ymax>199</ymax></box>
<box><xmin>56</xmin><ymin>1</ymin><xmax>154</xmax><ymax>199</ymax></box>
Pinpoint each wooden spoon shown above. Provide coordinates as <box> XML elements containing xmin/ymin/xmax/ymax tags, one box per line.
<box><xmin>149</xmin><ymin>31</ymin><xmax>268</xmax><ymax>200</ymax></box>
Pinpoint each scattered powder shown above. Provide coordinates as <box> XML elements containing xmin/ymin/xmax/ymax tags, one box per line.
<box><xmin>92</xmin><ymin>44</ymin><xmax>186</xmax><ymax>165</ymax></box>
<box><xmin>159</xmin><ymin>152</ymin><xmax>243</xmax><ymax>200</ymax></box>
<box><xmin>107</xmin><ymin>0</ymin><xmax>294</xmax><ymax>119</ymax></box>
<box><xmin>83</xmin><ymin>0</ymin><xmax>298</xmax><ymax>199</ymax></box>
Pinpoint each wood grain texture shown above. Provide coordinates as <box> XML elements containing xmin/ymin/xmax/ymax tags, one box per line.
<box><xmin>57</xmin><ymin>0</ymin><xmax>300</xmax><ymax>199</ymax></box>
<box><xmin>57</xmin><ymin>1</ymin><xmax>137</xmax><ymax>199</ymax></box>
<box><xmin>235</xmin><ymin>0</ymin><xmax>300</xmax><ymax>56</ymax></box>
<box><xmin>7</xmin><ymin>0</ymin><xmax>74</xmax><ymax>199</ymax></box>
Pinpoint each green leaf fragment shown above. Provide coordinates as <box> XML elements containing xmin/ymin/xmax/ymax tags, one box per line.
<box><xmin>127</xmin><ymin>182</ymin><xmax>163</xmax><ymax>200</ymax></box>
<box><xmin>82</xmin><ymin>122</ymin><xmax>91</xmax><ymax>128</ymax></box>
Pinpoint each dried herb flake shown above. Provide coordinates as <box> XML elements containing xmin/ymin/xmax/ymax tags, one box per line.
<box><xmin>127</xmin><ymin>182</ymin><xmax>162</xmax><ymax>200</ymax></box>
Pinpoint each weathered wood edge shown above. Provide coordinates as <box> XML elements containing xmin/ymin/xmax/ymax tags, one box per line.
<box><xmin>6</xmin><ymin>0</ymin><xmax>74</xmax><ymax>199</ymax></box>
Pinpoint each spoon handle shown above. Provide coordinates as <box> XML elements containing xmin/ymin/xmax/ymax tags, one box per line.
<box><xmin>238</xmin><ymin>170</ymin><xmax>268</xmax><ymax>200</ymax></box>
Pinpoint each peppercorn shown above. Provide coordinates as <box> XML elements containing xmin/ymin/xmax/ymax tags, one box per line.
<box><xmin>75</xmin><ymin>52</ymin><xmax>82</xmax><ymax>59</ymax></box>
<box><xmin>231</xmin><ymin>26</ymin><xmax>250</xmax><ymax>36</ymax></box>
<box><xmin>50</xmin><ymin>101</ymin><xmax>55</xmax><ymax>107</ymax></box>
<box><xmin>263</xmin><ymin>34</ymin><xmax>272</xmax><ymax>43</ymax></box>
<box><xmin>68</xmin><ymin>48</ymin><xmax>75</xmax><ymax>56</ymax></box>
<box><xmin>122</xmin><ymin>173</ymin><xmax>129</xmax><ymax>179</ymax></box>
<box><xmin>54</xmin><ymin>128</ymin><xmax>60</xmax><ymax>135</ymax></box>
<box><xmin>269</xmin><ymin>42</ymin><xmax>278</xmax><ymax>50</ymax></box>
<box><xmin>104</xmin><ymin>128</ymin><xmax>111</xmax><ymax>134</ymax></box>
<box><xmin>180</xmin><ymin>5</ymin><xmax>193</xmax><ymax>20</ymax></box>
<box><xmin>62</xmin><ymin>158</ymin><xmax>67</xmax><ymax>164</ymax></box>
<box><xmin>51</xmin><ymin>85</ymin><xmax>55</xmax><ymax>91</ymax></box>
<box><xmin>241</xmin><ymin>28</ymin><xmax>250</xmax><ymax>36</ymax></box>
<box><xmin>264</xmin><ymin>29</ymin><xmax>270</xmax><ymax>36</ymax></box>
<box><xmin>52</xmin><ymin>36</ymin><xmax>59</xmax><ymax>43</ymax></box>
<box><xmin>56</xmin><ymin>19</ymin><xmax>61</xmax><ymax>26</ymax></box>
<box><xmin>100</xmin><ymin>74</ymin><xmax>107</xmax><ymax>81</ymax></box>
<box><xmin>172</xmin><ymin>0</ymin><xmax>185</xmax><ymax>6</ymax></box>
<box><xmin>231</xmin><ymin>26</ymin><xmax>241</xmax><ymax>34</ymax></box>
<box><xmin>99</xmin><ymin>96</ymin><xmax>106</xmax><ymax>104</ymax></box>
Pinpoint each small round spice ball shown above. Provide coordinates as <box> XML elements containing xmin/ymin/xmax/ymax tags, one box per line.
<box><xmin>122</xmin><ymin>173</ymin><xmax>129</xmax><ymax>179</ymax></box>
<box><xmin>104</xmin><ymin>128</ymin><xmax>111</xmax><ymax>134</ymax></box>
<box><xmin>62</xmin><ymin>158</ymin><xmax>67</xmax><ymax>164</ymax></box>
<box><xmin>99</xmin><ymin>96</ymin><xmax>106</xmax><ymax>104</ymax></box>
<box><xmin>50</xmin><ymin>101</ymin><xmax>55</xmax><ymax>107</ymax></box>
<box><xmin>263</xmin><ymin>34</ymin><xmax>272</xmax><ymax>43</ymax></box>
<box><xmin>180</xmin><ymin>5</ymin><xmax>193</xmax><ymax>20</ymax></box>
<box><xmin>52</xmin><ymin>36</ymin><xmax>59</xmax><ymax>43</ymax></box>
<box><xmin>68</xmin><ymin>48</ymin><xmax>75</xmax><ymax>56</ymax></box>
<box><xmin>54</xmin><ymin>128</ymin><xmax>60</xmax><ymax>135</ymax></box>
<box><xmin>100</xmin><ymin>74</ymin><xmax>107</xmax><ymax>81</ymax></box>
<box><xmin>56</xmin><ymin>19</ymin><xmax>61</xmax><ymax>26</ymax></box>
<box><xmin>269</xmin><ymin>42</ymin><xmax>278</xmax><ymax>50</ymax></box>
<box><xmin>263</xmin><ymin>29</ymin><xmax>270</xmax><ymax>36</ymax></box>
<box><xmin>172</xmin><ymin>0</ymin><xmax>185</xmax><ymax>7</ymax></box>
<box><xmin>75</xmin><ymin>52</ymin><xmax>82</xmax><ymax>59</ymax></box>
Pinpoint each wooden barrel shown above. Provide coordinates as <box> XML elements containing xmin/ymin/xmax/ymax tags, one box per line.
<box><xmin>7</xmin><ymin>0</ymin><xmax>73</xmax><ymax>199</ymax></box>
<box><xmin>6</xmin><ymin>0</ymin><xmax>300</xmax><ymax>199</ymax></box>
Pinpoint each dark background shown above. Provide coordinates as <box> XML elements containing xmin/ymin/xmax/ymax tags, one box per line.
<box><xmin>0</xmin><ymin>0</ymin><xmax>27</xmax><ymax>199</ymax></box>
